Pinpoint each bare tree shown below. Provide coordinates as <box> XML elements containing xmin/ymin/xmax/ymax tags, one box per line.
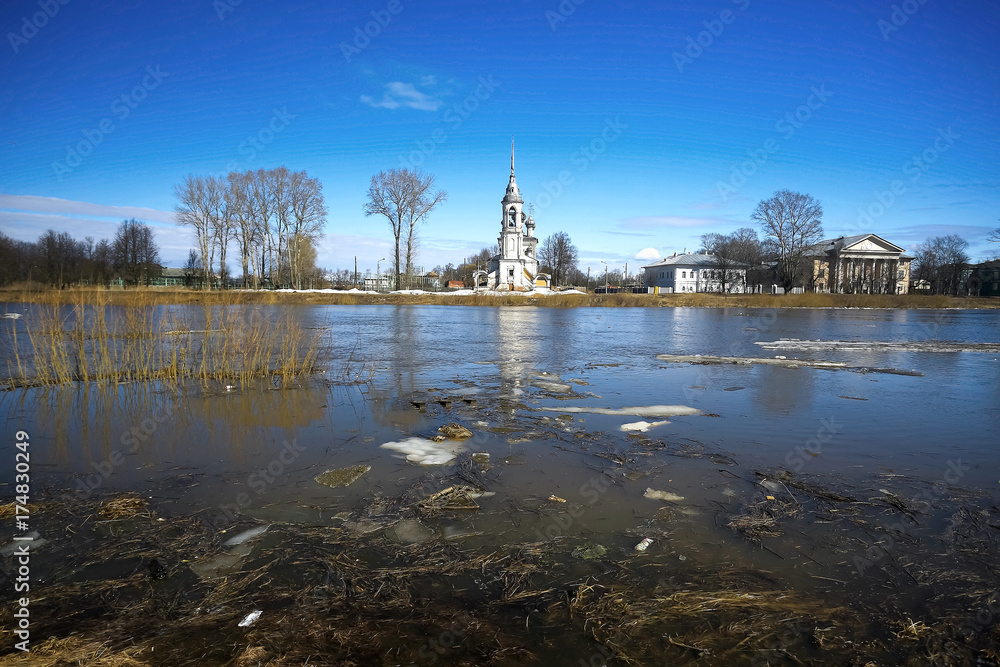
<box><xmin>700</xmin><ymin>232</ymin><xmax>743</xmax><ymax>294</ymax></box>
<box><xmin>227</xmin><ymin>171</ymin><xmax>255</xmax><ymax>288</ymax></box>
<box><xmin>112</xmin><ymin>219</ymin><xmax>160</xmax><ymax>286</ymax></box>
<box><xmin>988</xmin><ymin>226</ymin><xmax>1000</xmax><ymax>247</ymax></box>
<box><xmin>539</xmin><ymin>232</ymin><xmax>579</xmax><ymax>285</ymax></box>
<box><xmin>914</xmin><ymin>234</ymin><xmax>970</xmax><ymax>294</ymax></box>
<box><xmin>174</xmin><ymin>175</ymin><xmax>215</xmax><ymax>290</ymax></box>
<box><xmin>364</xmin><ymin>169</ymin><xmax>446</xmax><ymax>290</ymax></box>
<box><xmin>287</xmin><ymin>171</ymin><xmax>327</xmax><ymax>289</ymax></box>
<box><xmin>752</xmin><ymin>190</ymin><xmax>824</xmax><ymax>291</ymax></box>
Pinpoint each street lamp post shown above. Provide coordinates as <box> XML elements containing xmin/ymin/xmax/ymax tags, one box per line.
<box><xmin>376</xmin><ymin>257</ymin><xmax>385</xmax><ymax>292</ymax></box>
<box><xmin>600</xmin><ymin>260</ymin><xmax>608</xmax><ymax>293</ymax></box>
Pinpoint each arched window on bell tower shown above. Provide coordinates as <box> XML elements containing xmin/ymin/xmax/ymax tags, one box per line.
<box><xmin>508</xmin><ymin>207</ymin><xmax>516</xmax><ymax>227</ymax></box>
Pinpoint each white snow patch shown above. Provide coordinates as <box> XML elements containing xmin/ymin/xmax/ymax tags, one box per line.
<box><xmin>539</xmin><ymin>405</ymin><xmax>701</xmax><ymax>418</ymax></box>
<box><xmin>380</xmin><ymin>437</ymin><xmax>467</xmax><ymax>465</ymax></box>
<box><xmin>620</xmin><ymin>420</ymin><xmax>669</xmax><ymax>432</ymax></box>
<box><xmin>644</xmin><ymin>488</ymin><xmax>685</xmax><ymax>502</ymax></box>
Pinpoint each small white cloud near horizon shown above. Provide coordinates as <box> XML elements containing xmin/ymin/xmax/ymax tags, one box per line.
<box><xmin>634</xmin><ymin>247</ymin><xmax>661</xmax><ymax>261</ymax></box>
<box><xmin>360</xmin><ymin>82</ymin><xmax>443</xmax><ymax>111</ymax></box>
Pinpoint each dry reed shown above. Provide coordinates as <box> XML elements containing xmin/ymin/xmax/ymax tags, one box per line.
<box><xmin>3</xmin><ymin>291</ymin><xmax>328</xmax><ymax>388</ymax></box>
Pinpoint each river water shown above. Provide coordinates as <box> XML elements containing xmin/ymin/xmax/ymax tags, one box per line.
<box><xmin>2</xmin><ymin>304</ymin><xmax>999</xmax><ymax>664</ymax></box>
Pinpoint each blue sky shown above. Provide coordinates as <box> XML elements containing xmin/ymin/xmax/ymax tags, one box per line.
<box><xmin>1</xmin><ymin>0</ymin><xmax>998</xmax><ymax>275</ymax></box>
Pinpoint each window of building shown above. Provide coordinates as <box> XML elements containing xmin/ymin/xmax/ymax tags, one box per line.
<box><xmin>508</xmin><ymin>208</ymin><xmax>516</xmax><ymax>227</ymax></box>
<box><xmin>681</xmin><ymin>271</ymin><xmax>686</xmax><ymax>279</ymax></box>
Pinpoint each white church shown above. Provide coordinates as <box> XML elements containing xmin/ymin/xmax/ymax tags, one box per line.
<box><xmin>482</xmin><ymin>144</ymin><xmax>546</xmax><ymax>291</ymax></box>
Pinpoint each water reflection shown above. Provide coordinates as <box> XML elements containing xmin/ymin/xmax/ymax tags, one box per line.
<box><xmin>495</xmin><ymin>307</ymin><xmax>541</xmax><ymax>412</ymax></box>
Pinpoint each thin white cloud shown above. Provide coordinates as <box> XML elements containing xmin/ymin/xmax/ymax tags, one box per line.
<box><xmin>634</xmin><ymin>247</ymin><xmax>661</xmax><ymax>261</ymax></box>
<box><xmin>0</xmin><ymin>193</ymin><xmax>175</xmax><ymax>225</ymax></box>
<box><xmin>360</xmin><ymin>82</ymin><xmax>442</xmax><ymax>111</ymax></box>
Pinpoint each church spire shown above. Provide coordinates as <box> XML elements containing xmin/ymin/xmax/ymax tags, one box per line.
<box><xmin>502</xmin><ymin>137</ymin><xmax>522</xmax><ymax>204</ymax></box>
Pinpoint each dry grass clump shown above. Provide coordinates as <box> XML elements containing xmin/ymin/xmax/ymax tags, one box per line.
<box><xmin>97</xmin><ymin>494</ymin><xmax>149</xmax><ymax>519</ymax></box>
<box><xmin>3</xmin><ymin>290</ymin><xmax>328</xmax><ymax>387</ymax></box>
<box><xmin>0</xmin><ymin>637</ymin><xmax>151</xmax><ymax>666</ymax></box>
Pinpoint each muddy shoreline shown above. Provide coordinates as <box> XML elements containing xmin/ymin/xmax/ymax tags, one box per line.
<box><xmin>2</xmin><ymin>380</ymin><xmax>998</xmax><ymax>666</ymax></box>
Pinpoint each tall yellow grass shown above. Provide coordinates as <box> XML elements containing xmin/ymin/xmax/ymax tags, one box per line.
<box><xmin>2</xmin><ymin>286</ymin><xmax>993</xmax><ymax>309</ymax></box>
<box><xmin>4</xmin><ymin>291</ymin><xmax>327</xmax><ymax>388</ymax></box>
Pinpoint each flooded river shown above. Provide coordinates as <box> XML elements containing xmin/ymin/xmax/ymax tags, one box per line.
<box><xmin>2</xmin><ymin>305</ymin><xmax>999</xmax><ymax>665</ymax></box>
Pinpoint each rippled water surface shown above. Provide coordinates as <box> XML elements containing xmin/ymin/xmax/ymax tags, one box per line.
<box><xmin>2</xmin><ymin>304</ymin><xmax>998</xmax><ymax>665</ymax></box>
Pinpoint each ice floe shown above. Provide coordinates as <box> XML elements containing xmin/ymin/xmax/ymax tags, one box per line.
<box><xmin>657</xmin><ymin>353</ymin><xmax>923</xmax><ymax>376</ymax></box>
<box><xmin>539</xmin><ymin>405</ymin><xmax>701</xmax><ymax>418</ymax></box>
<box><xmin>380</xmin><ymin>437</ymin><xmax>467</xmax><ymax>465</ymax></box>
<box><xmin>620</xmin><ymin>420</ymin><xmax>669</xmax><ymax>432</ymax></box>
<box><xmin>644</xmin><ymin>488</ymin><xmax>685</xmax><ymax>502</ymax></box>
<box><xmin>222</xmin><ymin>525</ymin><xmax>269</xmax><ymax>547</ymax></box>
<box><xmin>755</xmin><ymin>339</ymin><xmax>1000</xmax><ymax>353</ymax></box>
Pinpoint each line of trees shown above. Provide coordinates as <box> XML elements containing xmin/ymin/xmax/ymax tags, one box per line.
<box><xmin>911</xmin><ymin>234</ymin><xmax>970</xmax><ymax>295</ymax></box>
<box><xmin>0</xmin><ymin>219</ymin><xmax>161</xmax><ymax>288</ymax></box>
<box><xmin>174</xmin><ymin>167</ymin><xmax>327</xmax><ymax>290</ymax></box>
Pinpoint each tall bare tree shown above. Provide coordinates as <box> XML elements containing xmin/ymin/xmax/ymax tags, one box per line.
<box><xmin>174</xmin><ymin>175</ymin><xmax>215</xmax><ymax>290</ymax></box>
<box><xmin>539</xmin><ymin>232</ymin><xmax>579</xmax><ymax>286</ymax></box>
<box><xmin>227</xmin><ymin>171</ymin><xmax>255</xmax><ymax>287</ymax></box>
<box><xmin>700</xmin><ymin>232</ymin><xmax>740</xmax><ymax>294</ymax></box>
<box><xmin>364</xmin><ymin>169</ymin><xmax>446</xmax><ymax>289</ymax></box>
<box><xmin>287</xmin><ymin>171</ymin><xmax>327</xmax><ymax>289</ymax></box>
<box><xmin>752</xmin><ymin>190</ymin><xmax>824</xmax><ymax>291</ymax></box>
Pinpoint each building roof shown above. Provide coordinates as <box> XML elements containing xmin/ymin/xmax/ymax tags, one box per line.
<box><xmin>806</xmin><ymin>233</ymin><xmax>906</xmax><ymax>256</ymax></box>
<box><xmin>641</xmin><ymin>253</ymin><xmax>722</xmax><ymax>269</ymax></box>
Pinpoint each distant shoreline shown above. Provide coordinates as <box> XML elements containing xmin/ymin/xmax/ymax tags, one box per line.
<box><xmin>2</xmin><ymin>287</ymin><xmax>998</xmax><ymax>309</ymax></box>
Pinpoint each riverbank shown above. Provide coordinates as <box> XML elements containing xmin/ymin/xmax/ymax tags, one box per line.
<box><xmin>2</xmin><ymin>286</ymin><xmax>997</xmax><ymax>309</ymax></box>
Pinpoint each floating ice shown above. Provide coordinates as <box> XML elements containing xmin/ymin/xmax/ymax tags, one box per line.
<box><xmin>620</xmin><ymin>420</ymin><xmax>669</xmax><ymax>432</ymax></box>
<box><xmin>223</xmin><ymin>525</ymin><xmax>269</xmax><ymax>547</ymax></box>
<box><xmin>755</xmin><ymin>339</ymin><xmax>1000</xmax><ymax>354</ymax></box>
<box><xmin>539</xmin><ymin>405</ymin><xmax>701</xmax><ymax>418</ymax></box>
<box><xmin>380</xmin><ymin>437</ymin><xmax>467</xmax><ymax>465</ymax></box>
<box><xmin>644</xmin><ymin>488</ymin><xmax>685</xmax><ymax>502</ymax></box>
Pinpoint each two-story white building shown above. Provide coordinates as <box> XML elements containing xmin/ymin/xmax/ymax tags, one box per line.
<box><xmin>641</xmin><ymin>253</ymin><xmax>747</xmax><ymax>294</ymax></box>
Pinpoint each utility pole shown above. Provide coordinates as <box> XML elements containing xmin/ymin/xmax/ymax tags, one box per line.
<box><xmin>587</xmin><ymin>266</ymin><xmax>590</xmax><ymax>293</ymax></box>
<box><xmin>354</xmin><ymin>256</ymin><xmax>358</xmax><ymax>288</ymax></box>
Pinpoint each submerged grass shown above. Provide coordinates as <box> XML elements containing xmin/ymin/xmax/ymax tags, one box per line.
<box><xmin>3</xmin><ymin>290</ymin><xmax>329</xmax><ymax>388</ymax></box>
<box><xmin>4</xmin><ymin>488</ymin><xmax>997</xmax><ymax>666</ymax></box>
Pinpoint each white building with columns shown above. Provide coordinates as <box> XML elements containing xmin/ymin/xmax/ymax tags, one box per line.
<box><xmin>486</xmin><ymin>144</ymin><xmax>540</xmax><ymax>290</ymax></box>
